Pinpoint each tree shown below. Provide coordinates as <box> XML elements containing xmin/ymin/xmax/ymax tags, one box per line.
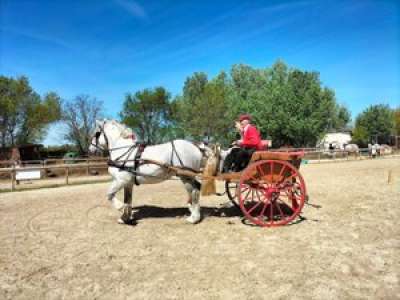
<box><xmin>353</xmin><ymin>104</ymin><xmax>394</xmax><ymax>145</ymax></box>
<box><xmin>172</xmin><ymin>60</ymin><xmax>351</xmax><ymax>147</ymax></box>
<box><xmin>393</xmin><ymin>107</ymin><xmax>400</xmax><ymax>136</ymax></box>
<box><xmin>62</xmin><ymin>95</ymin><xmax>103</xmax><ymax>154</ymax></box>
<box><xmin>227</xmin><ymin>61</ymin><xmax>350</xmax><ymax>147</ymax></box>
<box><xmin>0</xmin><ymin>75</ymin><xmax>61</xmax><ymax>147</ymax></box>
<box><xmin>176</xmin><ymin>72</ymin><xmax>232</xmax><ymax>144</ymax></box>
<box><xmin>120</xmin><ymin>87</ymin><xmax>174</xmax><ymax>144</ymax></box>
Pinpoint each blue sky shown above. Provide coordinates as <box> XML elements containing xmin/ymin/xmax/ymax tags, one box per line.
<box><xmin>1</xmin><ymin>0</ymin><xmax>399</xmax><ymax>145</ymax></box>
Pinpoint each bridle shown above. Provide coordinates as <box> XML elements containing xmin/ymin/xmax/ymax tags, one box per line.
<box><xmin>91</xmin><ymin>121</ymin><xmax>134</xmax><ymax>152</ymax></box>
<box><xmin>91</xmin><ymin>122</ymin><xmax>110</xmax><ymax>153</ymax></box>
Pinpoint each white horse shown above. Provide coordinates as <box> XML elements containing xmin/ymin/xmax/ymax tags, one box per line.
<box><xmin>380</xmin><ymin>144</ymin><xmax>392</xmax><ymax>155</ymax></box>
<box><xmin>344</xmin><ymin>144</ymin><xmax>360</xmax><ymax>156</ymax></box>
<box><xmin>88</xmin><ymin>119</ymin><xmax>208</xmax><ymax>225</ymax></box>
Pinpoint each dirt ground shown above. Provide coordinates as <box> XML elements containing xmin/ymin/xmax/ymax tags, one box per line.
<box><xmin>0</xmin><ymin>158</ymin><xmax>399</xmax><ymax>299</ymax></box>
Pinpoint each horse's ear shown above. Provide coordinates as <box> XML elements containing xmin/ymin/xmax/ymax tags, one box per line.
<box><xmin>121</xmin><ymin>127</ymin><xmax>136</xmax><ymax>140</ymax></box>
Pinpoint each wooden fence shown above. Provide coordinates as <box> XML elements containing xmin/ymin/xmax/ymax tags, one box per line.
<box><xmin>0</xmin><ymin>159</ymin><xmax>109</xmax><ymax>191</ymax></box>
<box><xmin>0</xmin><ymin>149</ymin><xmax>399</xmax><ymax>192</ymax></box>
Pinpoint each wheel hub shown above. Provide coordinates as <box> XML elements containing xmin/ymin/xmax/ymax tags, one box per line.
<box><xmin>265</xmin><ymin>186</ymin><xmax>279</xmax><ymax>199</ymax></box>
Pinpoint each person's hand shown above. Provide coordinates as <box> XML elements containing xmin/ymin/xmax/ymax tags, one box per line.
<box><xmin>231</xmin><ymin>140</ymin><xmax>242</xmax><ymax>146</ymax></box>
<box><xmin>235</xmin><ymin>121</ymin><xmax>241</xmax><ymax>131</ymax></box>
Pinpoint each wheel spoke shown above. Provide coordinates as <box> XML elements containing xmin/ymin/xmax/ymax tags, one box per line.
<box><xmin>280</xmin><ymin>172</ymin><xmax>296</xmax><ymax>185</ymax></box>
<box><xmin>283</xmin><ymin>188</ymin><xmax>302</xmax><ymax>203</ymax></box>
<box><xmin>258</xmin><ymin>200</ymin><xmax>269</xmax><ymax>220</ymax></box>
<box><xmin>255</xmin><ymin>189</ymin><xmax>265</xmax><ymax>201</ymax></box>
<box><xmin>243</xmin><ymin>188</ymin><xmax>252</xmax><ymax>201</ymax></box>
<box><xmin>247</xmin><ymin>200</ymin><xmax>263</xmax><ymax>215</ymax></box>
<box><xmin>281</xmin><ymin>190</ymin><xmax>299</xmax><ymax>209</ymax></box>
<box><xmin>278</xmin><ymin>164</ymin><xmax>287</xmax><ymax>178</ymax></box>
<box><xmin>256</xmin><ymin>165</ymin><xmax>265</xmax><ymax>177</ymax></box>
<box><xmin>240</xmin><ymin>186</ymin><xmax>250</xmax><ymax>193</ymax></box>
<box><xmin>269</xmin><ymin>200</ymin><xmax>273</xmax><ymax>222</ymax></box>
<box><xmin>274</xmin><ymin>199</ymin><xmax>286</xmax><ymax>220</ymax></box>
<box><xmin>270</xmin><ymin>161</ymin><xmax>274</xmax><ymax>182</ymax></box>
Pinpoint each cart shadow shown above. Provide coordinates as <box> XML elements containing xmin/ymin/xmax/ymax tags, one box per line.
<box><xmin>130</xmin><ymin>200</ymin><xmax>320</xmax><ymax>226</ymax></box>
<box><xmin>132</xmin><ymin>205</ymin><xmax>242</xmax><ymax>222</ymax></box>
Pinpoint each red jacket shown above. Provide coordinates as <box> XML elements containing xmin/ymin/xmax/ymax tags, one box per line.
<box><xmin>239</xmin><ymin>124</ymin><xmax>262</xmax><ymax>149</ymax></box>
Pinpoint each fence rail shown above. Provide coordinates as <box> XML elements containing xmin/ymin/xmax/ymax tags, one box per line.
<box><xmin>0</xmin><ymin>149</ymin><xmax>399</xmax><ymax>192</ymax></box>
<box><xmin>0</xmin><ymin>160</ymin><xmax>109</xmax><ymax>192</ymax></box>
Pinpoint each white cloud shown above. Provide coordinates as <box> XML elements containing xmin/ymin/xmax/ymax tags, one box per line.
<box><xmin>1</xmin><ymin>26</ymin><xmax>74</xmax><ymax>50</ymax></box>
<box><xmin>114</xmin><ymin>0</ymin><xmax>147</xmax><ymax>20</ymax></box>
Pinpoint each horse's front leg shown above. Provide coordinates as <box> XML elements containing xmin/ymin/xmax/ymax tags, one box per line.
<box><xmin>107</xmin><ymin>169</ymin><xmax>133</xmax><ymax>211</ymax></box>
<box><xmin>118</xmin><ymin>185</ymin><xmax>135</xmax><ymax>224</ymax></box>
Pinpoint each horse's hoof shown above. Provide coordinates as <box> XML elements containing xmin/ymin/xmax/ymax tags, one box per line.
<box><xmin>118</xmin><ymin>217</ymin><xmax>136</xmax><ymax>225</ymax></box>
<box><xmin>186</xmin><ymin>216</ymin><xmax>201</xmax><ymax>224</ymax></box>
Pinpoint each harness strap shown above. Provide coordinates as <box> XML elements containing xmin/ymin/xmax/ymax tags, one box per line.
<box><xmin>133</xmin><ymin>144</ymin><xmax>146</xmax><ymax>185</ymax></box>
<box><xmin>106</xmin><ymin>140</ymin><xmax>211</xmax><ymax>183</ymax></box>
<box><xmin>170</xmin><ymin>140</ymin><xmax>185</xmax><ymax>167</ymax></box>
<box><xmin>114</xmin><ymin>144</ymin><xmax>137</xmax><ymax>167</ymax></box>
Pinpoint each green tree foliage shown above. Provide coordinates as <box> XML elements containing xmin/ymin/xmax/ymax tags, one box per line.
<box><xmin>62</xmin><ymin>95</ymin><xmax>103</xmax><ymax>154</ymax></box>
<box><xmin>175</xmin><ymin>72</ymin><xmax>232</xmax><ymax>144</ymax></box>
<box><xmin>171</xmin><ymin>60</ymin><xmax>351</xmax><ymax>147</ymax></box>
<box><xmin>121</xmin><ymin>61</ymin><xmax>352</xmax><ymax>147</ymax></box>
<box><xmin>199</xmin><ymin>60</ymin><xmax>349</xmax><ymax>147</ymax></box>
<box><xmin>0</xmin><ymin>75</ymin><xmax>61</xmax><ymax>147</ymax></box>
<box><xmin>393</xmin><ymin>108</ymin><xmax>400</xmax><ymax>136</ymax></box>
<box><xmin>120</xmin><ymin>87</ymin><xmax>174</xmax><ymax>144</ymax></box>
<box><xmin>353</xmin><ymin>104</ymin><xmax>394</xmax><ymax>145</ymax></box>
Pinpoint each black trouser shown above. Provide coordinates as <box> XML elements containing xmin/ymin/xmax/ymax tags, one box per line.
<box><xmin>223</xmin><ymin>147</ymin><xmax>256</xmax><ymax>172</ymax></box>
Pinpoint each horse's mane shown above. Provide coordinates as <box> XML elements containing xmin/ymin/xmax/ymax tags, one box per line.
<box><xmin>109</xmin><ymin>119</ymin><xmax>135</xmax><ymax>137</ymax></box>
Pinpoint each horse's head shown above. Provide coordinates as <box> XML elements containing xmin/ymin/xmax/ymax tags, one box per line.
<box><xmin>89</xmin><ymin>119</ymin><xmax>109</xmax><ymax>154</ymax></box>
<box><xmin>89</xmin><ymin>119</ymin><xmax>137</xmax><ymax>154</ymax></box>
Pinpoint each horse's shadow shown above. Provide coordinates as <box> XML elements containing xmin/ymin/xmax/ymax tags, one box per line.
<box><xmin>131</xmin><ymin>204</ymin><xmax>242</xmax><ymax>222</ymax></box>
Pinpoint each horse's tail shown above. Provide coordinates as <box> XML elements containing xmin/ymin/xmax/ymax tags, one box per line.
<box><xmin>200</xmin><ymin>145</ymin><xmax>220</xmax><ymax>196</ymax></box>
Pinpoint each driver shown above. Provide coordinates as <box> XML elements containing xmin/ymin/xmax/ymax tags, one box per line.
<box><xmin>223</xmin><ymin>114</ymin><xmax>262</xmax><ymax>172</ymax></box>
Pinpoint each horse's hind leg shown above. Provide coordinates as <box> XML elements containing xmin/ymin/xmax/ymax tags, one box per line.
<box><xmin>181</xmin><ymin>177</ymin><xmax>201</xmax><ymax>224</ymax></box>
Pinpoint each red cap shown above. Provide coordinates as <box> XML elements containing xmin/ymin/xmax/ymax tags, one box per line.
<box><xmin>238</xmin><ymin>114</ymin><xmax>251</xmax><ymax>122</ymax></box>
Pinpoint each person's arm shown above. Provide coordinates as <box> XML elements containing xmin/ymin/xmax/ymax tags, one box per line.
<box><xmin>232</xmin><ymin>122</ymin><xmax>244</xmax><ymax>146</ymax></box>
<box><xmin>239</xmin><ymin>126</ymin><xmax>260</xmax><ymax>148</ymax></box>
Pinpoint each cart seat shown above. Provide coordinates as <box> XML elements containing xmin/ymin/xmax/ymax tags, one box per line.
<box><xmin>258</xmin><ymin>140</ymin><xmax>272</xmax><ymax>150</ymax></box>
<box><xmin>250</xmin><ymin>151</ymin><xmax>304</xmax><ymax>163</ymax></box>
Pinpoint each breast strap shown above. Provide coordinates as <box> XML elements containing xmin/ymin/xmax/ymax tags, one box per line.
<box><xmin>133</xmin><ymin>143</ymin><xmax>147</xmax><ymax>185</ymax></box>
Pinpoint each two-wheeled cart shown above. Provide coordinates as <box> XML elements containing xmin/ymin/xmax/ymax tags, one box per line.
<box><xmin>218</xmin><ymin>151</ymin><xmax>306</xmax><ymax>227</ymax></box>
<box><xmin>137</xmin><ymin>149</ymin><xmax>306</xmax><ymax>227</ymax></box>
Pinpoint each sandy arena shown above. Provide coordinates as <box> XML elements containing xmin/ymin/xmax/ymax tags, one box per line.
<box><xmin>0</xmin><ymin>158</ymin><xmax>399</xmax><ymax>299</ymax></box>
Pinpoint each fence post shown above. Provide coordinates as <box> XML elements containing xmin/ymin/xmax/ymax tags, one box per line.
<box><xmin>86</xmin><ymin>159</ymin><xmax>90</xmax><ymax>176</ymax></box>
<box><xmin>318</xmin><ymin>151</ymin><xmax>321</xmax><ymax>163</ymax></box>
<box><xmin>65</xmin><ymin>166</ymin><xmax>69</xmax><ymax>185</ymax></box>
<box><xmin>11</xmin><ymin>165</ymin><xmax>16</xmax><ymax>191</ymax></box>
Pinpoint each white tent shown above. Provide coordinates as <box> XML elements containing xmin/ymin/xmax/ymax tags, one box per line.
<box><xmin>317</xmin><ymin>132</ymin><xmax>352</xmax><ymax>150</ymax></box>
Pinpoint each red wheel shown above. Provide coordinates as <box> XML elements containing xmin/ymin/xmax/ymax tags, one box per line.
<box><xmin>238</xmin><ymin>160</ymin><xmax>306</xmax><ymax>227</ymax></box>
